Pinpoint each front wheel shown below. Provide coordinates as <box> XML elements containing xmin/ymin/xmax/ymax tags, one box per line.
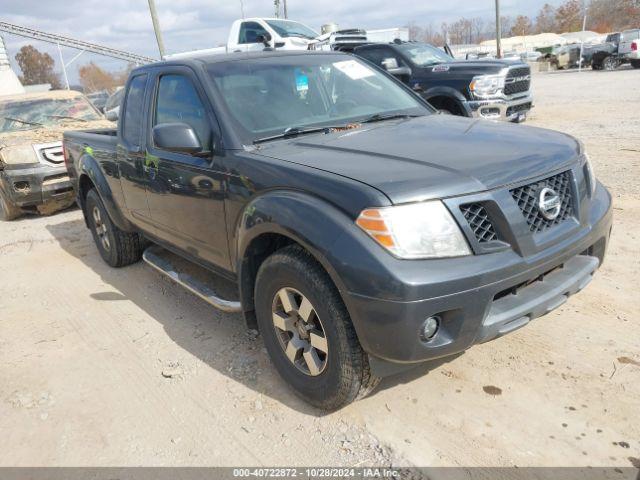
<box><xmin>631</xmin><ymin>60</ymin><xmax>640</xmax><ymax>69</ymax></box>
<box><xmin>0</xmin><ymin>187</ymin><xmax>22</xmax><ymax>221</ymax></box>
<box><xmin>255</xmin><ymin>245</ymin><xmax>379</xmax><ymax>410</ymax></box>
<box><xmin>85</xmin><ymin>189</ymin><xmax>146</xmax><ymax>267</ymax></box>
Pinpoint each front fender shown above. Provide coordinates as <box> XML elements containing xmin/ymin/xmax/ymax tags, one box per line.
<box><xmin>78</xmin><ymin>153</ymin><xmax>134</xmax><ymax>232</ymax></box>
<box><xmin>234</xmin><ymin>190</ymin><xmax>419</xmax><ymax>355</ymax></box>
<box><xmin>422</xmin><ymin>86</ymin><xmax>472</xmax><ymax>116</ymax></box>
<box><xmin>236</xmin><ymin>190</ymin><xmax>354</xmax><ymax>295</ymax></box>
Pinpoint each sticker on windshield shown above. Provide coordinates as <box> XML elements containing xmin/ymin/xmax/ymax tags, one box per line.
<box><xmin>294</xmin><ymin>68</ymin><xmax>309</xmax><ymax>92</ymax></box>
<box><xmin>432</xmin><ymin>65</ymin><xmax>450</xmax><ymax>72</ymax></box>
<box><xmin>333</xmin><ymin>60</ymin><xmax>375</xmax><ymax>80</ymax></box>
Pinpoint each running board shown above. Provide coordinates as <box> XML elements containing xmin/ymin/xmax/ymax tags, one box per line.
<box><xmin>142</xmin><ymin>246</ymin><xmax>242</xmax><ymax>313</ymax></box>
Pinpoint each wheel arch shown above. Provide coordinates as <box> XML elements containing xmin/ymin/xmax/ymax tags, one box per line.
<box><xmin>235</xmin><ymin>191</ymin><xmax>356</xmax><ymax>331</ymax></box>
<box><xmin>423</xmin><ymin>87</ymin><xmax>471</xmax><ymax>117</ymax></box>
<box><xmin>77</xmin><ymin>153</ymin><xmax>135</xmax><ymax>232</ymax></box>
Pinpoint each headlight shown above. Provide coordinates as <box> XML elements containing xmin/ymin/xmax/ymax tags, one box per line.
<box><xmin>356</xmin><ymin>201</ymin><xmax>471</xmax><ymax>259</ymax></box>
<box><xmin>470</xmin><ymin>74</ymin><xmax>505</xmax><ymax>97</ymax></box>
<box><xmin>582</xmin><ymin>151</ymin><xmax>597</xmax><ymax>196</ymax></box>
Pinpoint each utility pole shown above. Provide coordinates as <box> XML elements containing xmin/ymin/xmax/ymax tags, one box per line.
<box><xmin>283</xmin><ymin>0</ymin><xmax>288</xmax><ymax>19</ymax></box>
<box><xmin>578</xmin><ymin>1</ymin><xmax>588</xmax><ymax>72</ymax></box>
<box><xmin>274</xmin><ymin>0</ymin><xmax>280</xmax><ymax>18</ymax></box>
<box><xmin>495</xmin><ymin>0</ymin><xmax>502</xmax><ymax>58</ymax></box>
<box><xmin>148</xmin><ymin>0</ymin><xmax>165</xmax><ymax>59</ymax></box>
<box><xmin>239</xmin><ymin>0</ymin><xmax>245</xmax><ymax>19</ymax></box>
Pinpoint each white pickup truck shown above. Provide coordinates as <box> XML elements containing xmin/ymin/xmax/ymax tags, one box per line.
<box><xmin>618</xmin><ymin>28</ymin><xmax>640</xmax><ymax>68</ymax></box>
<box><xmin>165</xmin><ymin>18</ymin><xmax>368</xmax><ymax>60</ymax></box>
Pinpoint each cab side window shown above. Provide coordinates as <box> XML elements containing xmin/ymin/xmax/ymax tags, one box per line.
<box><xmin>122</xmin><ymin>74</ymin><xmax>147</xmax><ymax>148</ymax></box>
<box><xmin>358</xmin><ymin>47</ymin><xmax>403</xmax><ymax>69</ymax></box>
<box><xmin>154</xmin><ymin>74</ymin><xmax>212</xmax><ymax>152</ymax></box>
<box><xmin>239</xmin><ymin>22</ymin><xmax>269</xmax><ymax>44</ymax></box>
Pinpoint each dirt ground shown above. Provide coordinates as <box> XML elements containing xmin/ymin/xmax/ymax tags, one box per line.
<box><xmin>1</xmin><ymin>68</ymin><xmax>639</xmax><ymax>468</ymax></box>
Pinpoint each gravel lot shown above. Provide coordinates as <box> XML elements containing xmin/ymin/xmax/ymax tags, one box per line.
<box><xmin>1</xmin><ymin>67</ymin><xmax>638</xmax><ymax>468</ymax></box>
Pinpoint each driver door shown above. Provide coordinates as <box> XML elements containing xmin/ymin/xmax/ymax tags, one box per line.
<box><xmin>144</xmin><ymin>69</ymin><xmax>230</xmax><ymax>270</ymax></box>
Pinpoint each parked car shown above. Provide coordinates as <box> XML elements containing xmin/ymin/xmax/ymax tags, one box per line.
<box><xmin>591</xmin><ymin>30</ymin><xmax>640</xmax><ymax>70</ymax></box>
<box><xmin>618</xmin><ymin>28</ymin><xmax>640</xmax><ymax>68</ymax></box>
<box><xmin>353</xmin><ymin>41</ymin><xmax>533</xmax><ymax>122</ymax></box>
<box><xmin>165</xmin><ymin>17</ymin><xmax>366</xmax><ymax>60</ymax></box>
<box><xmin>0</xmin><ymin>90</ymin><xmax>111</xmax><ymax>220</ymax></box>
<box><xmin>64</xmin><ymin>51</ymin><xmax>612</xmax><ymax>409</ymax></box>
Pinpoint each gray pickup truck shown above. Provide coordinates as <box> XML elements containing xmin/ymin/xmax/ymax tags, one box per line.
<box><xmin>64</xmin><ymin>51</ymin><xmax>612</xmax><ymax>409</ymax></box>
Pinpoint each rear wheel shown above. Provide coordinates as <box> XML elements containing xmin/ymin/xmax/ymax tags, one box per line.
<box><xmin>85</xmin><ymin>189</ymin><xmax>146</xmax><ymax>267</ymax></box>
<box><xmin>603</xmin><ymin>56</ymin><xmax>618</xmax><ymax>71</ymax></box>
<box><xmin>0</xmin><ymin>187</ymin><xmax>22</xmax><ymax>221</ymax></box>
<box><xmin>255</xmin><ymin>245</ymin><xmax>379</xmax><ymax>410</ymax></box>
<box><xmin>631</xmin><ymin>60</ymin><xmax>640</xmax><ymax>69</ymax></box>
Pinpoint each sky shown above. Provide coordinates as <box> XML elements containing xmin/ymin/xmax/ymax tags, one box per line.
<box><xmin>1</xmin><ymin>0</ymin><xmax>566</xmax><ymax>85</ymax></box>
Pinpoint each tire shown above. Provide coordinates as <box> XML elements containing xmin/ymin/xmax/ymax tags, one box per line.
<box><xmin>603</xmin><ymin>56</ymin><xmax>617</xmax><ymax>71</ymax></box>
<box><xmin>0</xmin><ymin>186</ymin><xmax>22</xmax><ymax>221</ymax></box>
<box><xmin>255</xmin><ymin>245</ymin><xmax>379</xmax><ymax>410</ymax></box>
<box><xmin>85</xmin><ymin>188</ymin><xmax>146</xmax><ymax>268</ymax></box>
<box><xmin>631</xmin><ymin>61</ymin><xmax>640</xmax><ymax>69</ymax></box>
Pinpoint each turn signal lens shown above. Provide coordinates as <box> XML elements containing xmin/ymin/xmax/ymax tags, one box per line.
<box><xmin>356</xmin><ymin>201</ymin><xmax>472</xmax><ymax>259</ymax></box>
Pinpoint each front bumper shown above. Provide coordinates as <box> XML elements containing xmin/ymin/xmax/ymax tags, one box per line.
<box><xmin>468</xmin><ymin>93</ymin><xmax>533</xmax><ymax>122</ymax></box>
<box><xmin>0</xmin><ymin>162</ymin><xmax>74</xmax><ymax>213</ymax></box>
<box><xmin>338</xmin><ymin>182</ymin><xmax>612</xmax><ymax>375</ymax></box>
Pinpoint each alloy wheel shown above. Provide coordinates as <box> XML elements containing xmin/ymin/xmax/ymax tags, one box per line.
<box><xmin>92</xmin><ymin>206</ymin><xmax>111</xmax><ymax>251</ymax></box>
<box><xmin>271</xmin><ymin>287</ymin><xmax>328</xmax><ymax>376</ymax></box>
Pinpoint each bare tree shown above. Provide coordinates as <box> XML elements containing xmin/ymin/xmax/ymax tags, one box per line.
<box><xmin>510</xmin><ymin>15</ymin><xmax>534</xmax><ymax>36</ymax></box>
<box><xmin>535</xmin><ymin>3</ymin><xmax>558</xmax><ymax>33</ymax></box>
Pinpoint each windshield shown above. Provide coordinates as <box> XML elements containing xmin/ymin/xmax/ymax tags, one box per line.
<box><xmin>208</xmin><ymin>55</ymin><xmax>429</xmax><ymax>143</ymax></box>
<box><xmin>397</xmin><ymin>43</ymin><xmax>452</xmax><ymax>67</ymax></box>
<box><xmin>0</xmin><ymin>96</ymin><xmax>101</xmax><ymax>133</ymax></box>
<box><xmin>265</xmin><ymin>20</ymin><xmax>318</xmax><ymax>40</ymax></box>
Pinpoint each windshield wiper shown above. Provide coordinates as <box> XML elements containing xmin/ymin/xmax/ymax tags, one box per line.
<box><xmin>254</xmin><ymin>126</ymin><xmax>338</xmax><ymax>144</ymax></box>
<box><xmin>1</xmin><ymin>116</ymin><xmax>44</xmax><ymax>127</ymax></box>
<box><xmin>43</xmin><ymin>115</ymin><xmax>88</xmax><ymax>122</ymax></box>
<box><xmin>361</xmin><ymin>113</ymin><xmax>423</xmax><ymax>124</ymax></box>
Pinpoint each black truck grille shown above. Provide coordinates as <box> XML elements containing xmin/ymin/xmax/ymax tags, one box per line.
<box><xmin>510</xmin><ymin>171</ymin><xmax>574</xmax><ymax>233</ymax></box>
<box><xmin>460</xmin><ymin>203</ymin><xmax>498</xmax><ymax>243</ymax></box>
<box><xmin>504</xmin><ymin>66</ymin><xmax>531</xmax><ymax>96</ymax></box>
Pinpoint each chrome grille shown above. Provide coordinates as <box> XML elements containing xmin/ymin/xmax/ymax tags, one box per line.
<box><xmin>504</xmin><ymin>66</ymin><xmax>531</xmax><ymax>96</ymax></box>
<box><xmin>510</xmin><ymin>171</ymin><xmax>574</xmax><ymax>233</ymax></box>
<box><xmin>41</xmin><ymin>146</ymin><xmax>64</xmax><ymax>164</ymax></box>
<box><xmin>460</xmin><ymin>203</ymin><xmax>498</xmax><ymax>243</ymax></box>
<box><xmin>34</xmin><ymin>142</ymin><xmax>64</xmax><ymax>165</ymax></box>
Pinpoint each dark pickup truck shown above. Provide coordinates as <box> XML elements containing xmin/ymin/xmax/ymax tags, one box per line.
<box><xmin>64</xmin><ymin>50</ymin><xmax>612</xmax><ymax>410</ymax></box>
<box><xmin>353</xmin><ymin>41</ymin><xmax>533</xmax><ymax>122</ymax></box>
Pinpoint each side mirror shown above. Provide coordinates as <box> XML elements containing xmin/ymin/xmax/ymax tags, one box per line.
<box><xmin>382</xmin><ymin>58</ymin><xmax>412</xmax><ymax>79</ymax></box>
<box><xmin>153</xmin><ymin>123</ymin><xmax>202</xmax><ymax>154</ymax></box>
<box><xmin>257</xmin><ymin>32</ymin><xmax>272</xmax><ymax>47</ymax></box>
<box><xmin>381</xmin><ymin>57</ymin><xmax>399</xmax><ymax>70</ymax></box>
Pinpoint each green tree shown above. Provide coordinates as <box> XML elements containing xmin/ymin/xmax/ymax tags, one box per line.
<box><xmin>14</xmin><ymin>45</ymin><xmax>61</xmax><ymax>89</ymax></box>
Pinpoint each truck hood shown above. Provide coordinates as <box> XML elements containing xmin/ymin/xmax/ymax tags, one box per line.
<box><xmin>255</xmin><ymin>115</ymin><xmax>580</xmax><ymax>205</ymax></box>
<box><xmin>417</xmin><ymin>58</ymin><xmax>524</xmax><ymax>76</ymax></box>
